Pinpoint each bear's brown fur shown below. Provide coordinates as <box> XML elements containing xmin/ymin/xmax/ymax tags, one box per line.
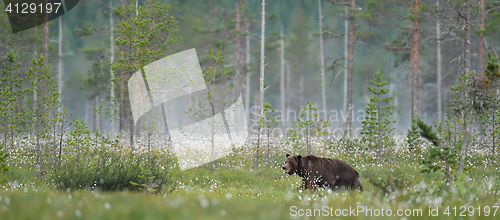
<box><xmin>283</xmin><ymin>154</ymin><xmax>363</xmax><ymax>191</ymax></box>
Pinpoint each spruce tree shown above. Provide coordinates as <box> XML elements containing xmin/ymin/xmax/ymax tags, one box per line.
<box><xmin>407</xmin><ymin>120</ymin><xmax>422</xmax><ymax>153</ymax></box>
<box><xmin>361</xmin><ymin>71</ymin><xmax>395</xmax><ymax>161</ymax></box>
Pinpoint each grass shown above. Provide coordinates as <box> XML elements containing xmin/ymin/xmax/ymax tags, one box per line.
<box><xmin>1</xmin><ymin>137</ymin><xmax>500</xmax><ymax>219</ymax></box>
<box><xmin>2</xmin><ymin>158</ymin><xmax>500</xmax><ymax>219</ymax></box>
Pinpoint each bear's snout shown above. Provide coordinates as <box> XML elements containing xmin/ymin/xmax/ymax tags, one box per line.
<box><xmin>283</xmin><ymin>164</ymin><xmax>292</xmax><ymax>174</ymax></box>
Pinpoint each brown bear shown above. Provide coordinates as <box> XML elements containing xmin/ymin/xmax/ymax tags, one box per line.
<box><xmin>283</xmin><ymin>154</ymin><xmax>363</xmax><ymax>191</ymax></box>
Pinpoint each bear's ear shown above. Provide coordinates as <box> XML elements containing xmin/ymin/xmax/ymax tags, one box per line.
<box><xmin>286</xmin><ymin>153</ymin><xmax>290</xmax><ymax>158</ymax></box>
<box><xmin>296</xmin><ymin>155</ymin><xmax>302</xmax><ymax>161</ymax></box>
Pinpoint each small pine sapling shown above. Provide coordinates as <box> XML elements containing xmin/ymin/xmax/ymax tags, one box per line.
<box><xmin>316</xmin><ymin>118</ymin><xmax>332</xmax><ymax>157</ymax></box>
<box><xmin>185</xmin><ymin>45</ymin><xmax>234</xmax><ymax>172</ymax></box>
<box><xmin>258</xmin><ymin>102</ymin><xmax>279</xmax><ymax>167</ymax></box>
<box><xmin>0</xmin><ymin>50</ymin><xmax>22</xmax><ymax>153</ymax></box>
<box><xmin>361</xmin><ymin>71</ymin><xmax>395</xmax><ymax>162</ymax></box>
<box><xmin>291</xmin><ymin>100</ymin><xmax>318</xmax><ymax>155</ymax></box>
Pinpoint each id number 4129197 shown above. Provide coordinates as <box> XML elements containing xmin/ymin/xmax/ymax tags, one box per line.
<box><xmin>5</xmin><ymin>2</ymin><xmax>62</xmax><ymax>14</ymax></box>
<box><xmin>443</xmin><ymin>206</ymin><xmax>499</xmax><ymax>217</ymax></box>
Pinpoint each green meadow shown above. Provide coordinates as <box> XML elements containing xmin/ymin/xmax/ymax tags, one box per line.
<box><xmin>1</xmin><ymin>143</ymin><xmax>499</xmax><ymax>220</ymax></box>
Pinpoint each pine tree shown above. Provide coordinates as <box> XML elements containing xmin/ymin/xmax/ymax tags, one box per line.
<box><xmin>255</xmin><ymin>102</ymin><xmax>278</xmax><ymax>167</ymax></box>
<box><xmin>81</xmin><ymin>60</ymin><xmax>109</xmax><ymax>133</ymax></box>
<box><xmin>361</xmin><ymin>71</ymin><xmax>395</xmax><ymax>162</ymax></box>
<box><xmin>316</xmin><ymin>118</ymin><xmax>332</xmax><ymax>157</ymax></box>
<box><xmin>185</xmin><ymin>45</ymin><xmax>234</xmax><ymax>172</ymax></box>
<box><xmin>25</xmin><ymin>54</ymin><xmax>61</xmax><ymax>177</ymax></box>
<box><xmin>481</xmin><ymin>52</ymin><xmax>500</xmax><ymax>167</ymax></box>
<box><xmin>484</xmin><ymin>52</ymin><xmax>500</xmax><ymax>78</ymax></box>
<box><xmin>0</xmin><ymin>50</ymin><xmax>23</xmax><ymax>153</ymax></box>
<box><xmin>290</xmin><ymin>100</ymin><xmax>318</xmax><ymax>155</ymax></box>
<box><xmin>447</xmin><ymin>52</ymin><xmax>500</xmax><ymax>174</ymax></box>
<box><xmin>112</xmin><ymin>0</ymin><xmax>181</xmax><ymax>149</ymax></box>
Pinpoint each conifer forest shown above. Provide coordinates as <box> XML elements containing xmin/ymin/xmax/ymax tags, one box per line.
<box><xmin>1</xmin><ymin>0</ymin><xmax>500</xmax><ymax>219</ymax></box>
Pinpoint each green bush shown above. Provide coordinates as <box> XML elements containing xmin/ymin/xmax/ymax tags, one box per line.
<box><xmin>0</xmin><ymin>142</ymin><xmax>10</xmax><ymax>183</ymax></box>
<box><xmin>51</xmin><ymin>149</ymin><xmax>174</xmax><ymax>193</ymax></box>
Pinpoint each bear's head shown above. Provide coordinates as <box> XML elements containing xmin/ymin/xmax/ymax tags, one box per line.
<box><xmin>283</xmin><ymin>153</ymin><xmax>302</xmax><ymax>175</ymax></box>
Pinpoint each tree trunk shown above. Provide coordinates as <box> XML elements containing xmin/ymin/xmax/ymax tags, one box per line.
<box><xmin>233</xmin><ymin>0</ymin><xmax>246</xmax><ymax>130</ymax></box>
<box><xmin>129</xmin><ymin>67</ymin><xmax>135</xmax><ymax>149</ymax></box>
<box><xmin>411</xmin><ymin>0</ymin><xmax>420</xmax><ymax>123</ymax></box>
<box><xmin>110</xmin><ymin>0</ymin><xmax>116</xmax><ymax>134</ymax></box>
<box><xmin>318</xmin><ymin>0</ymin><xmax>327</xmax><ymax>118</ymax></box>
<box><xmin>99</xmin><ymin>93</ymin><xmax>103</xmax><ymax>131</ymax></box>
<box><xmin>119</xmin><ymin>0</ymin><xmax>126</xmax><ymax>133</ymax></box>
<box><xmin>93</xmin><ymin>96</ymin><xmax>96</xmax><ymax>133</ymax></box>
<box><xmin>43</xmin><ymin>0</ymin><xmax>49</xmax><ymax>66</ymax></box>
<box><xmin>345</xmin><ymin>0</ymin><xmax>355</xmax><ymax>137</ymax></box>
<box><xmin>492</xmin><ymin>112</ymin><xmax>496</xmax><ymax>162</ymax></box>
<box><xmin>286</xmin><ymin>62</ymin><xmax>291</xmax><ymax>124</ymax></box>
<box><xmin>256</xmin><ymin>0</ymin><xmax>266</xmax><ymax>163</ymax></box>
<box><xmin>344</xmin><ymin>6</ymin><xmax>348</xmax><ymax>119</ymax></box>
<box><xmin>58</xmin><ymin>17</ymin><xmax>63</xmax><ymax>109</ymax></box>
<box><xmin>462</xmin><ymin>0</ymin><xmax>472</xmax><ymax>75</ymax></box>
<box><xmin>210</xmin><ymin>81</ymin><xmax>215</xmax><ymax>172</ymax></box>
<box><xmin>377</xmin><ymin>97</ymin><xmax>382</xmax><ymax>161</ymax></box>
<box><xmin>436</xmin><ymin>0</ymin><xmax>442</xmax><ymax>122</ymax></box>
<box><xmin>445</xmin><ymin>162</ymin><xmax>450</xmax><ymax>190</ymax></box>
<box><xmin>307</xmin><ymin>123</ymin><xmax>310</xmax><ymax>154</ymax></box>
<box><xmin>9</xmin><ymin>70</ymin><xmax>14</xmax><ymax>152</ymax></box>
<box><xmin>267</xmin><ymin>130</ymin><xmax>270</xmax><ymax>167</ymax></box>
<box><xmin>459</xmin><ymin>107</ymin><xmax>473</xmax><ymax>174</ymax></box>
<box><xmin>458</xmin><ymin>0</ymin><xmax>472</xmax><ymax>175</ymax></box>
<box><xmin>35</xmin><ymin>83</ymin><xmax>42</xmax><ymax>178</ymax></box>
<box><xmin>120</xmin><ymin>77</ymin><xmax>125</xmax><ymax>133</ymax></box>
<box><xmin>129</xmin><ymin>112</ymin><xmax>134</xmax><ymax>150</ymax></box>
<box><xmin>258</xmin><ymin>0</ymin><xmax>266</xmax><ymax>117</ymax></box>
<box><xmin>234</xmin><ymin>0</ymin><xmax>245</xmax><ymax>100</ymax></box>
<box><xmin>479</xmin><ymin>0</ymin><xmax>485</xmax><ymax>76</ymax></box>
<box><xmin>255</xmin><ymin>127</ymin><xmax>260</xmax><ymax>167</ymax></box>
<box><xmin>245</xmin><ymin>27</ymin><xmax>251</xmax><ymax>123</ymax></box>
<box><xmin>280</xmin><ymin>26</ymin><xmax>286</xmax><ymax>129</ymax></box>
<box><xmin>298</xmin><ymin>72</ymin><xmax>304</xmax><ymax>111</ymax></box>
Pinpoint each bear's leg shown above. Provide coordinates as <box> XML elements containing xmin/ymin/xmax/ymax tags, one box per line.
<box><xmin>301</xmin><ymin>179</ymin><xmax>309</xmax><ymax>190</ymax></box>
<box><xmin>329</xmin><ymin>179</ymin><xmax>336</xmax><ymax>190</ymax></box>
<box><xmin>308</xmin><ymin>176</ymin><xmax>318</xmax><ymax>191</ymax></box>
<box><xmin>355</xmin><ymin>178</ymin><xmax>363</xmax><ymax>191</ymax></box>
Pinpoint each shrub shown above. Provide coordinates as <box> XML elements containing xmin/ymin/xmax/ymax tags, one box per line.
<box><xmin>0</xmin><ymin>142</ymin><xmax>9</xmax><ymax>183</ymax></box>
<box><xmin>52</xmin><ymin>149</ymin><xmax>174</xmax><ymax>193</ymax></box>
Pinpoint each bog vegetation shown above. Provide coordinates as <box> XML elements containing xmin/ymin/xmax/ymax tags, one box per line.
<box><xmin>0</xmin><ymin>50</ymin><xmax>499</xmax><ymax>219</ymax></box>
<box><xmin>1</xmin><ymin>0</ymin><xmax>500</xmax><ymax>219</ymax></box>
